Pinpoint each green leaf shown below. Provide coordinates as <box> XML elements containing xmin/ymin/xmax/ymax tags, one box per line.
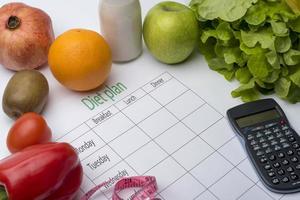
<box><xmin>249</xmin><ymin>24</ymin><xmax>264</xmax><ymax>32</ymax></box>
<box><xmin>256</xmin><ymin>84</ymin><xmax>275</xmax><ymax>95</ymax></box>
<box><xmin>261</xmin><ymin>69</ymin><xmax>281</xmax><ymax>83</ymax></box>
<box><xmin>224</xmin><ymin>50</ymin><xmax>247</xmax><ymax>66</ymax></box>
<box><xmin>282</xmin><ymin>66</ymin><xmax>290</xmax><ymax>76</ymax></box>
<box><xmin>240</xmin><ymin>43</ymin><xmax>267</xmax><ymax>55</ymax></box>
<box><xmin>207</xmin><ymin>57</ymin><xmax>234</xmax><ymax>71</ymax></box>
<box><xmin>286</xmin><ymin>83</ymin><xmax>300</xmax><ymax>103</ymax></box>
<box><xmin>201</xmin><ymin>29</ymin><xmax>218</xmax><ymax>43</ymax></box>
<box><xmin>244</xmin><ymin>1</ymin><xmax>268</xmax><ymax>25</ymax></box>
<box><xmin>266</xmin><ymin>51</ymin><xmax>281</xmax><ymax>69</ymax></box>
<box><xmin>270</xmin><ymin>1</ymin><xmax>298</xmax><ymax>21</ymax></box>
<box><xmin>232</xmin><ymin>21</ymin><xmax>250</xmax><ymax>33</ymax></box>
<box><xmin>224</xmin><ymin>51</ymin><xmax>239</xmax><ymax>65</ymax></box>
<box><xmin>270</xmin><ymin>21</ymin><xmax>289</xmax><ymax>36</ymax></box>
<box><xmin>290</xmin><ymin>68</ymin><xmax>300</xmax><ymax>87</ymax></box>
<box><xmin>288</xmin><ymin>17</ymin><xmax>300</xmax><ymax>32</ymax></box>
<box><xmin>218</xmin><ymin>38</ymin><xmax>240</xmax><ymax>47</ymax></box>
<box><xmin>190</xmin><ymin>0</ymin><xmax>258</xmax><ymax>22</ymax></box>
<box><xmin>199</xmin><ymin>38</ymin><xmax>217</xmax><ymax>60</ymax></box>
<box><xmin>218</xmin><ymin>69</ymin><xmax>236</xmax><ymax>81</ymax></box>
<box><xmin>240</xmin><ymin>89</ymin><xmax>261</xmax><ymax>102</ymax></box>
<box><xmin>275</xmin><ymin>77</ymin><xmax>292</xmax><ymax>97</ymax></box>
<box><xmin>217</xmin><ymin>45</ymin><xmax>247</xmax><ymax>66</ymax></box>
<box><xmin>255</xmin><ymin>79</ymin><xmax>275</xmax><ymax>90</ymax></box>
<box><xmin>216</xmin><ymin>22</ymin><xmax>234</xmax><ymax>41</ymax></box>
<box><xmin>236</xmin><ymin>68</ymin><xmax>252</xmax><ymax>83</ymax></box>
<box><xmin>241</xmin><ymin>29</ymin><xmax>275</xmax><ymax>49</ymax></box>
<box><xmin>191</xmin><ymin>0</ymin><xmax>300</xmax><ymax>103</ymax></box>
<box><xmin>231</xmin><ymin>79</ymin><xmax>255</xmax><ymax>94</ymax></box>
<box><xmin>231</xmin><ymin>79</ymin><xmax>260</xmax><ymax>102</ymax></box>
<box><xmin>275</xmin><ymin>36</ymin><xmax>292</xmax><ymax>53</ymax></box>
<box><xmin>248</xmin><ymin>54</ymin><xmax>272</xmax><ymax>78</ymax></box>
<box><xmin>283</xmin><ymin>49</ymin><xmax>300</xmax><ymax>65</ymax></box>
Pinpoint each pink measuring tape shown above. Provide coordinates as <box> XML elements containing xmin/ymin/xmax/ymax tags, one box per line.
<box><xmin>81</xmin><ymin>176</ymin><xmax>159</xmax><ymax>200</ymax></box>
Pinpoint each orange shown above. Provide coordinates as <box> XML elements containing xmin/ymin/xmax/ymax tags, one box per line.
<box><xmin>48</xmin><ymin>29</ymin><xmax>112</xmax><ymax>91</ymax></box>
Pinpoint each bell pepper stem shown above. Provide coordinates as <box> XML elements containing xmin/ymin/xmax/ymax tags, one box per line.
<box><xmin>0</xmin><ymin>186</ymin><xmax>8</xmax><ymax>200</ymax></box>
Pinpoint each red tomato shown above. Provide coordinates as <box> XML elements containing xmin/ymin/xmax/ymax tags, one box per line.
<box><xmin>7</xmin><ymin>112</ymin><xmax>52</xmax><ymax>153</ymax></box>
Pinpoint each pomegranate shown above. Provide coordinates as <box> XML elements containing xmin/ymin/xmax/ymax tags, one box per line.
<box><xmin>0</xmin><ymin>3</ymin><xmax>54</xmax><ymax>71</ymax></box>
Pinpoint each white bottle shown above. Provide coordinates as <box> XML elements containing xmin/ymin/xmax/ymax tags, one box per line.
<box><xmin>99</xmin><ymin>0</ymin><xmax>143</xmax><ymax>62</ymax></box>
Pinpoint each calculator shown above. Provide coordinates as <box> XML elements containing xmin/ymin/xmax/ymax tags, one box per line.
<box><xmin>227</xmin><ymin>98</ymin><xmax>300</xmax><ymax>194</ymax></box>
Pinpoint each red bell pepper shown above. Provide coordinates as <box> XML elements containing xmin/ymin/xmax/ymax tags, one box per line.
<box><xmin>0</xmin><ymin>142</ymin><xmax>83</xmax><ymax>200</ymax></box>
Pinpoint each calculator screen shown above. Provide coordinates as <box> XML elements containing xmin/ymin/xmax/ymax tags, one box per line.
<box><xmin>236</xmin><ymin>109</ymin><xmax>281</xmax><ymax>128</ymax></box>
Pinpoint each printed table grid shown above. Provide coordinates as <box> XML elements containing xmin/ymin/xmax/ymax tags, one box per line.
<box><xmin>58</xmin><ymin>72</ymin><xmax>283</xmax><ymax>200</ymax></box>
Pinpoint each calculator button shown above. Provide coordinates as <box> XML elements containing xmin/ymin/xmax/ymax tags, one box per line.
<box><xmin>293</xmin><ymin>143</ymin><xmax>300</xmax><ymax>149</ymax></box>
<box><xmin>264</xmin><ymin>130</ymin><xmax>272</xmax><ymax>135</ymax></box>
<box><xmin>296</xmin><ymin>164</ymin><xmax>300</xmax><ymax>170</ymax></box>
<box><xmin>252</xmin><ymin>126</ymin><xmax>265</xmax><ymax>132</ymax></box>
<box><xmin>274</xmin><ymin>145</ymin><xmax>282</xmax><ymax>151</ymax></box>
<box><xmin>260</xmin><ymin>157</ymin><xmax>268</xmax><ymax>163</ymax></box>
<box><xmin>282</xmin><ymin>177</ymin><xmax>290</xmax><ymax>183</ymax></box>
<box><xmin>259</xmin><ymin>138</ymin><xmax>266</xmax><ymax>143</ymax></box>
<box><xmin>265</xmin><ymin>131</ymin><xmax>272</xmax><ymax>136</ymax></box>
<box><xmin>282</xmin><ymin>143</ymin><xmax>291</xmax><ymax>149</ymax></box>
<box><xmin>269</xmin><ymin>155</ymin><xmax>276</xmax><ymax>161</ymax></box>
<box><xmin>289</xmin><ymin>137</ymin><xmax>296</xmax><ymax>142</ymax></box>
<box><xmin>250</xmin><ymin>140</ymin><xmax>257</xmax><ymax>145</ymax></box>
<box><xmin>291</xmin><ymin>175</ymin><xmax>299</xmax><ymax>180</ymax></box>
<box><xmin>248</xmin><ymin>134</ymin><xmax>255</xmax><ymax>140</ymax></box>
<box><xmin>265</xmin><ymin>164</ymin><xmax>272</xmax><ymax>170</ymax></box>
<box><xmin>279</xmin><ymin>138</ymin><xmax>287</xmax><ymax>143</ymax></box>
<box><xmin>278</xmin><ymin>152</ymin><xmax>285</xmax><ymax>158</ymax></box>
<box><xmin>272</xmin><ymin>178</ymin><xmax>280</xmax><ymax>185</ymax></box>
<box><xmin>287</xmin><ymin>167</ymin><xmax>294</xmax><ymax>172</ymax></box>
<box><xmin>257</xmin><ymin>151</ymin><xmax>264</xmax><ymax>156</ymax></box>
<box><xmin>291</xmin><ymin>157</ymin><xmax>299</xmax><ymax>163</ymax></box>
<box><xmin>273</xmin><ymin>128</ymin><xmax>280</xmax><ymax>133</ymax></box>
<box><xmin>282</xmin><ymin>125</ymin><xmax>289</xmax><ymax>131</ymax></box>
<box><xmin>266</xmin><ymin>123</ymin><xmax>277</xmax><ymax>129</ymax></box>
<box><xmin>273</xmin><ymin>162</ymin><xmax>281</xmax><ymax>168</ymax></box>
<box><xmin>262</xmin><ymin>143</ymin><xmax>270</xmax><ymax>148</ymax></box>
<box><xmin>268</xmin><ymin>171</ymin><xmax>275</xmax><ymax>177</ymax></box>
<box><xmin>285</xmin><ymin>130</ymin><xmax>293</xmax><ymax>136</ymax></box>
<box><xmin>256</xmin><ymin>132</ymin><xmax>263</xmax><ymax>138</ymax></box>
<box><xmin>287</xmin><ymin>150</ymin><xmax>294</xmax><ymax>156</ymax></box>
<box><xmin>265</xmin><ymin>148</ymin><xmax>273</xmax><ymax>154</ymax></box>
<box><xmin>270</xmin><ymin>140</ymin><xmax>278</xmax><ymax>146</ymax></box>
<box><xmin>277</xmin><ymin>169</ymin><xmax>285</xmax><ymax>175</ymax></box>
<box><xmin>276</xmin><ymin>133</ymin><xmax>284</xmax><ymax>138</ymax></box>
<box><xmin>282</xmin><ymin>160</ymin><xmax>289</xmax><ymax>166</ymax></box>
<box><xmin>268</xmin><ymin>135</ymin><xmax>275</xmax><ymax>141</ymax></box>
<box><xmin>253</xmin><ymin>145</ymin><xmax>261</xmax><ymax>151</ymax></box>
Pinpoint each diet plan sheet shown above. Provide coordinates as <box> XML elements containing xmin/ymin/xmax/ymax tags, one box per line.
<box><xmin>56</xmin><ymin>72</ymin><xmax>299</xmax><ymax>200</ymax></box>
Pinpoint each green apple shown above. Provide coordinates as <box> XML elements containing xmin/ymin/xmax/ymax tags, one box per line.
<box><xmin>143</xmin><ymin>1</ymin><xmax>199</xmax><ymax>64</ymax></box>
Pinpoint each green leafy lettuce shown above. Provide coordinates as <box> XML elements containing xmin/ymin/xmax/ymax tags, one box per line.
<box><xmin>190</xmin><ymin>0</ymin><xmax>258</xmax><ymax>22</ymax></box>
<box><xmin>190</xmin><ymin>0</ymin><xmax>300</xmax><ymax>103</ymax></box>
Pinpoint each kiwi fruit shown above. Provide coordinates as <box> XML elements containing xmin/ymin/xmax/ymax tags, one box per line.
<box><xmin>2</xmin><ymin>70</ymin><xmax>49</xmax><ymax>119</ymax></box>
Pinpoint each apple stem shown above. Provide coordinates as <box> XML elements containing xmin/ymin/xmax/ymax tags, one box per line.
<box><xmin>6</xmin><ymin>16</ymin><xmax>21</xmax><ymax>30</ymax></box>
